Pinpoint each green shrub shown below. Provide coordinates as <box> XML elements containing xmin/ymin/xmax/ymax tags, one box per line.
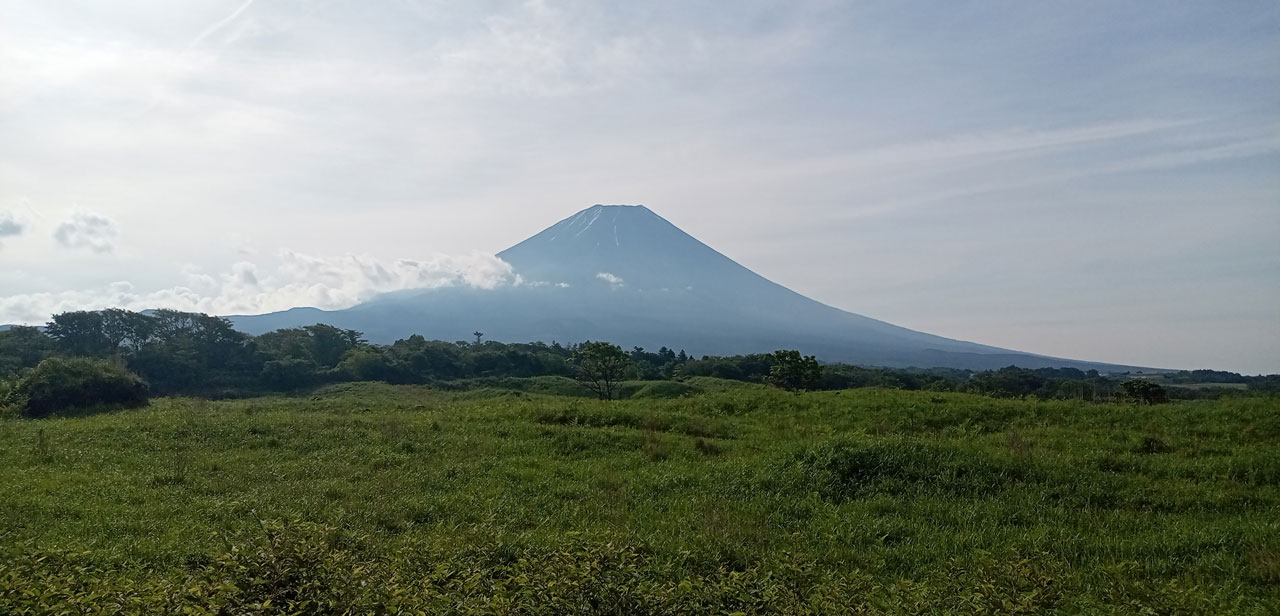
<box><xmin>15</xmin><ymin>357</ymin><xmax>149</xmax><ymax>418</ymax></box>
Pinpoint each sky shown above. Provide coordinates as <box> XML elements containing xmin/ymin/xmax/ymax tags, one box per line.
<box><xmin>0</xmin><ymin>0</ymin><xmax>1277</xmax><ymax>374</ymax></box>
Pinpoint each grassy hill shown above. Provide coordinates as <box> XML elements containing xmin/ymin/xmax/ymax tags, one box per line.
<box><xmin>1</xmin><ymin>384</ymin><xmax>1277</xmax><ymax>613</ymax></box>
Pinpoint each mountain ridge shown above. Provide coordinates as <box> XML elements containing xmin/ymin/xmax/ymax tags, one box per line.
<box><xmin>229</xmin><ymin>204</ymin><xmax>1154</xmax><ymax>372</ymax></box>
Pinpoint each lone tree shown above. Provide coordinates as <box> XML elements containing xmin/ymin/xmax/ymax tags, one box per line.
<box><xmin>1118</xmin><ymin>379</ymin><xmax>1169</xmax><ymax>405</ymax></box>
<box><xmin>573</xmin><ymin>341</ymin><xmax>631</xmax><ymax>401</ymax></box>
<box><xmin>766</xmin><ymin>350</ymin><xmax>823</xmax><ymax>392</ymax></box>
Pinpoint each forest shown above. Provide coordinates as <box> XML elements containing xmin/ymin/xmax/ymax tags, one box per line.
<box><xmin>2</xmin><ymin>308</ymin><xmax>1277</xmax><ymax>419</ymax></box>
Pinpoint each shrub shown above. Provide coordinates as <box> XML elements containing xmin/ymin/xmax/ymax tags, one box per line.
<box><xmin>15</xmin><ymin>357</ymin><xmax>149</xmax><ymax>418</ymax></box>
<box><xmin>1118</xmin><ymin>380</ymin><xmax>1170</xmax><ymax>405</ymax></box>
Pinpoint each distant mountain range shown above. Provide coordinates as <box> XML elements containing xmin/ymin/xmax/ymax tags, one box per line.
<box><xmin>229</xmin><ymin>204</ymin><xmax>1147</xmax><ymax>372</ymax></box>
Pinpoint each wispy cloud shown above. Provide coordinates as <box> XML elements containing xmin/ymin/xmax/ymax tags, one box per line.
<box><xmin>182</xmin><ymin>0</ymin><xmax>256</xmax><ymax>54</ymax></box>
<box><xmin>52</xmin><ymin>211</ymin><xmax>117</xmax><ymax>253</ymax></box>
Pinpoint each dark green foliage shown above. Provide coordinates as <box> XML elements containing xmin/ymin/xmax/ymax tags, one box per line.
<box><xmin>0</xmin><ymin>325</ymin><xmax>54</xmax><ymax>374</ymax></box>
<box><xmin>1248</xmin><ymin>374</ymin><xmax>1280</xmax><ymax>393</ymax></box>
<box><xmin>573</xmin><ymin>340</ymin><xmax>631</xmax><ymax>401</ymax></box>
<box><xmin>765</xmin><ymin>350</ymin><xmax>822</xmax><ymax>392</ymax></box>
<box><xmin>14</xmin><ymin>356</ymin><xmax>148</xmax><ymax>417</ymax></box>
<box><xmin>2</xmin><ymin>309</ymin><xmax>1277</xmax><ymax>405</ymax></box>
<box><xmin>260</xmin><ymin>358</ymin><xmax>323</xmax><ymax>390</ymax></box>
<box><xmin>1165</xmin><ymin>369</ymin><xmax>1249</xmax><ymax>384</ymax></box>
<box><xmin>1118</xmin><ymin>379</ymin><xmax>1170</xmax><ymax>405</ymax></box>
<box><xmin>258</xmin><ymin>324</ymin><xmax>365</xmax><ymax>369</ymax></box>
<box><xmin>335</xmin><ymin>346</ymin><xmax>397</xmax><ymax>381</ymax></box>
<box><xmin>127</xmin><ymin>310</ymin><xmax>260</xmax><ymax>395</ymax></box>
<box><xmin>678</xmin><ymin>353</ymin><xmax>772</xmax><ymax>381</ymax></box>
<box><xmin>45</xmin><ymin>310</ymin><xmax>114</xmax><ymax>356</ymax></box>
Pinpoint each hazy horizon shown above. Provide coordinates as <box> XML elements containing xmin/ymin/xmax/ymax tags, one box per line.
<box><xmin>1</xmin><ymin>1</ymin><xmax>1277</xmax><ymax>373</ymax></box>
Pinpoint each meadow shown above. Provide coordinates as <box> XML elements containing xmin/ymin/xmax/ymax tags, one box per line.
<box><xmin>1</xmin><ymin>380</ymin><xmax>1277</xmax><ymax>614</ymax></box>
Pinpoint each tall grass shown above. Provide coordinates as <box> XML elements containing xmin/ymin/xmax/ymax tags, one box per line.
<box><xmin>1</xmin><ymin>385</ymin><xmax>1276</xmax><ymax>613</ymax></box>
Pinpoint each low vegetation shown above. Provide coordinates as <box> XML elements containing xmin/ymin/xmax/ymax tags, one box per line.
<box><xmin>1</xmin><ymin>383</ymin><xmax>1277</xmax><ymax>613</ymax></box>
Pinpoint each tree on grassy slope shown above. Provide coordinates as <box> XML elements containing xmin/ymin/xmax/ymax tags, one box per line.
<box><xmin>766</xmin><ymin>350</ymin><xmax>823</xmax><ymax>392</ymax></box>
<box><xmin>572</xmin><ymin>341</ymin><xmax>630</xmax><ymax>401</ymax></box>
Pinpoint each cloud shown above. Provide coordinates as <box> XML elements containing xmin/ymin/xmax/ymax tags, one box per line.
<box><xmin>52</xmin><ymin>211</ymin><xmax>118</xmax><ymax>253</ymax></box>
<box><xmin>0</xmin><ymin>249</ymin><xmax>518</xmax><ymax>324</ymax></box>
<box><xmin>0</xmin><ymin>212</ymin><xmax>24</xmax><ymax>247</ymax></box>
<box><xmin>596</xmin><ymin>272</ymin><xmax>624</xmax><ymax>290</ymax></box>
<box><xmin>183</xmin><ymin>0</ymin><xmax>257</xmax><ymax>54</ymax></box>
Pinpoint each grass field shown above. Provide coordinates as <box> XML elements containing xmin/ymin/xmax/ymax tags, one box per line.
<box><xmin>1</xmin><ymin>382</ymin><xmax>1277</xmax><ymax>614</ymax></box>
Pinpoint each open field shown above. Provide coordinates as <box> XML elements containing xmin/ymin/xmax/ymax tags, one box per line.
<box><xmin>2</xmin><ymin>382</ymin><xmax>1278</xmax><ymax>614</ymax></box>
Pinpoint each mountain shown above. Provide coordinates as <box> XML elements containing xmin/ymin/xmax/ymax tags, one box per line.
<box><xmin>230</xmin><ymin>205</ymin><xmax>1142</xmax><ymax>372</ymax></box>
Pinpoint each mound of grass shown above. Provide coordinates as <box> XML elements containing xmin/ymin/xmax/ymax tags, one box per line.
<box><xmin>11</xmin><ymin>357</ymin><xmax>149</xmax><ymax>418</ymax></box>
<box><xmin>629</xmin><ymin>381</ymin><xmax>703</xmax><ymax>399</ymax></box>
<box><xmin>680</xmin><ymin>376</ymin><xmax>763</xmax><ymax>393</ymax></box>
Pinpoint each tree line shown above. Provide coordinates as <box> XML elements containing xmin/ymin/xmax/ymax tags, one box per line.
<box><xmin>2</xmin><ymin>309</ymin><xmax>1275</xmax><ymax>416</ymax></box>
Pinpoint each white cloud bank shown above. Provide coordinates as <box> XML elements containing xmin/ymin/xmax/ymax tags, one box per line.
<box><xmin>0</xmin><ymin>249</ymin><xmax>517</xmax><ymax>324</ymax></box>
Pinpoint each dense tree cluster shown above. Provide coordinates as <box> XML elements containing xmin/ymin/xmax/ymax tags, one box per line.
<box><xmin>1</xmin><ymin>309</ymin><xmax>1274</xmax><ymax>409</ymax></box>
<box><xmin>765</xmin><ymin>350</ymin><xmax>823</xmax><ymax>392</ymax></box>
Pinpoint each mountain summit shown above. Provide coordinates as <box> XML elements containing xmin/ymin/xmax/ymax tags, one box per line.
<box><xmin>499</xmin><ymin>204</ymin><xmax>783</xmax><ymax>295</ymax></box>
<box><xmin>231</xmin><ymin>205</ymin><xmax>1132</xmax><ymax>371</ymax></box>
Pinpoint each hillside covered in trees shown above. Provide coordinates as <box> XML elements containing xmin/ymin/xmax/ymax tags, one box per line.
<box><xmin>2</xmin><ymin>309</ymin><xmax>1276</xmax><ymax>416</ymax></box>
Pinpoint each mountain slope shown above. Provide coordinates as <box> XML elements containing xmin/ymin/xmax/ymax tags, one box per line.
<box><xmin>230</xmin><ymin>205</ymin><xmax>1142</xmax><ymax>371</ymax></box>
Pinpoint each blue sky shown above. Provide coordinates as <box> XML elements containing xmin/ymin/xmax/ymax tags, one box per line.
<box><xmin>0</xmin><ymin>1</ymin><xmax>1277</xmax><ymax>373</ymax></box>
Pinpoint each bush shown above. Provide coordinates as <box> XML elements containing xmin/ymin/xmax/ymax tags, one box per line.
<box><xmin>1118</xmin><ymin>380</ymin><xmax>1170</xmax><ymax>405</ymax></box>
<box><xmin>15</xmin><ymin>357</ymin><xmax>149</xmax><ymax>418</ymax></box>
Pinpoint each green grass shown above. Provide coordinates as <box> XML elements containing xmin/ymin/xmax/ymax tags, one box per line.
<box><xmin>1</xmin><ymin>384</ymin><xmax>1277</xmax><ymax>613</ymax></box>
